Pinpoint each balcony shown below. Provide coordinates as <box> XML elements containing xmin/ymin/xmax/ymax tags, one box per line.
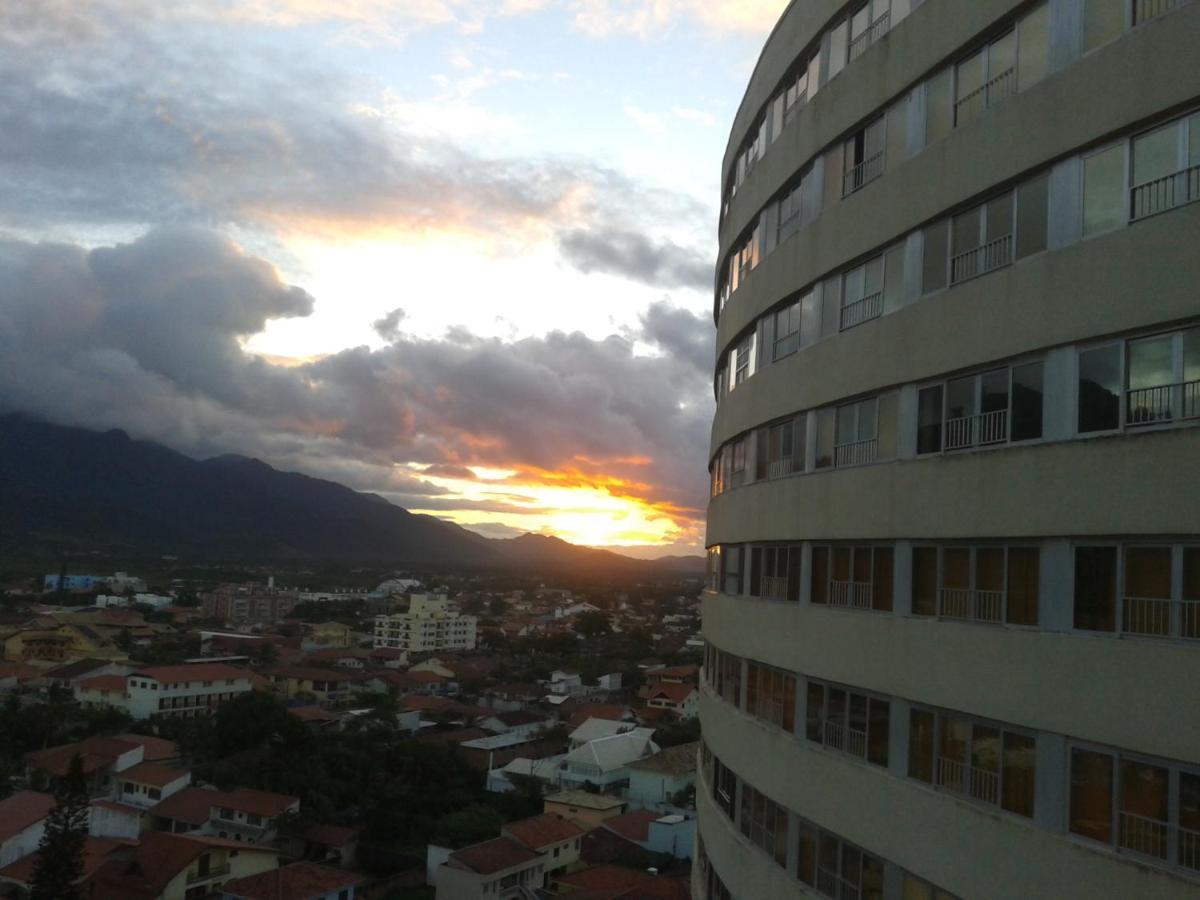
<box><xmin>936</xmin><ymin>756</ymin><xmax>999</xmax><ymax>806</ymax></box>
<box><xmin>822</xmin><ymin>720</ymin><xmax>867</xmax><ymax>759</ymax></box>
<box><xmin>833</xmin><ymin>438</ymin><xmax>877</xmax><ymax>468</ymax></box>
<box><xmin>842</xmin><ymin>150</ymin><xmax>884</xmax><ymax>197</ymax></box>
<box><xmin>767</xmin><ymin>458</ymin><xmax>796</xmax><ymax>480</ymax></box>
<box><xmin>938</xmin><ymin>588</ymin><xmax>1005</xmax><ymax>623</ymax></box>
<box><xmin>829</xmin><ymin>580</ymin><xmax>872</xmax><ymax>609</ymax></box>
<box><xmin>1122</xmin><ymin>596</ymin><xmax>1200</xmax><ymax>640</ymax></box>
<box><xmin>840</xmin><ymin>291</ymin><xmax>883</xmax><ymax>332</ymax></box>
<box><xmin>949</xmin><ymin>233</ymin><xmax>1013</xmax><ymax>284</ymax></box>
<box><xmin>1126</xmin><ymin>380</ymin><xmax>1200</xmax><ymax>426</ymax></box>
<box><xmin>187</xmin><ymin>862</ymin><xmax>231</xmax><ymax>884</ymax></box>
<box><xmin>1135</xmin><ymin>0</ymin><xmax>1185</xmax><ymax>24</ymax></box>
<box><xmin>1131</xmin><ymin>164</ymin><xmax>1200</xmax><ymax>220</ymax></box>
<box><xmin>760</xmin><ymin>575</ymin><xmax>789</xmax><ymax>601</ymax></box>
<box><xmin>954</xmin><ymin>66</ymin><xmax>1016</xmax><ymax>126</ymax></box>
<box><xmin>944</xmin><ymin>408</ymin><xmax>1008</xmax><ymax>450</ymax></box>
<box><xmin>848</xmin><ymin>12</ymin><xmax>890</xmax><ymax>62</ymax></box>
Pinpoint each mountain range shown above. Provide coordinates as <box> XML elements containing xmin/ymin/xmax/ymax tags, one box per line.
<box><xmin>0</xmin><ymin>414</ymin><xmax>704</xmax><ymax>576</ymax></box>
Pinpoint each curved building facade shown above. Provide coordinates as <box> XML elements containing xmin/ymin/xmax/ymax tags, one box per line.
<box><xmin>697</xmin><ymin>1</ymin><xmax>1200</xmax><ymax>898</ymax></box>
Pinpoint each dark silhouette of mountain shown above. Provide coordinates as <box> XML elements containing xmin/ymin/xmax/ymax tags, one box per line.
<box><xmin>0</xmin><ymin>414</ymin><xmax>704</xmax><ymax>575</ymax></box>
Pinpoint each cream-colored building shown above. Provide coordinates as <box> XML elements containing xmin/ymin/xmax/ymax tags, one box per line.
<box><xmin>373</xmin><ymin>594</ymin><xmax>477</xmax><ymax>654</ymax></box>
<box><xmin>700</xmin><ymin>2</ymin><xmax>1200</xmax><ymax>899</ymax></box>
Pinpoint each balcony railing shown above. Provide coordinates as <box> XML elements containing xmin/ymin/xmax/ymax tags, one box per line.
<box><xmin>1181</xmin><ymin>825</ymin><xmax>1200</xmax><ymax>871</ymax></box>
<box><xmin>761</xmin><ymin>575</ymin><xmax>789</xmax><ymax>601</ymax></box>
<box><xmin>1119</xmin><ymin>811</ymin><xmax>1170</xmax><ymax>861</ymax></box>
<box><xmin>1135</xmin><ymin>0</ymin><xmax>1184</xmax><ymax>24</ymax></box>
<box><xmin>842</xmin><ymin>150</ymin><xmax>885</xmax><ymax>197</ymax></box>
<box><xmin>938</xmin><ymin>588</ymin><xmax>1005</xmax><ymax>623</ymax></box>
<box><xmin>1123</xmin><ymin>597</ymin><xmax>1200</xmax><ymax>640</ymax></box>
<box><xmin>817</xmin><ymin>866</ymin><xmax>861</xmax><ymax>900</ymax></box>
<box><xmin>840</xmin><ymin>291</ymin><xmax>883</xmax><ymax>331</ymax></box>
<box><xmin>954</xmin><ymin>66</ymin><xmax>1016</xmax><ymax>125</ymax></box>
<box><xmin>950</xmin><ymin>233</ymin><xmax>1013</xmax><ymax>284</ymax></box>
<box><xmin>1127</xmin><ymin>380</ymin><xmax>1200</xmax><ymax>425</ymax></box>
<box><xmin>834</xmin><ymin>438</ymin><xmax>878</xmax><ymax>468</ymax></box>
<box><xmin>936</xmin><ymin>756</ymin><xmax>999</xmax><ymax>806</ymax></box>
<box><xmin>823</xmin><ymin>720</ymin><xmax>868</xmax><ymax>759</ymax></box>
<box><xmin>848</xmin><ymin>11</ymin><xmax>891</xmax><ymax>61</ymax></box>
<box><xmin>944</xmin><ymin>408</ymin><xmax>1009</xmax><ymax>450</ymax></box>
<box><xmin>1131</xmin><ymin>164</ymin><xmax>1200</xmax><ymax>220</ymax></box>
<box><xmin>751</xmin><ymin>696</ymin><xmax>787</xmax><ymax>728</ymax></box>
<box><xmin>767</xmin><ymin>457</ymin><xmax>796</xmax><ymax>480</ymax></box>
<box><xmin>829</xmin><ymin>580</ymin><xmax>873</xmax><ymax>610</ymax></box>
<box><xmin>187</xmin><ymin>863</ymin><xmax>231</xmax><ymax>884</ymax></box>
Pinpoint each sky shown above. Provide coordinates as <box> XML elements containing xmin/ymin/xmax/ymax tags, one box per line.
<box><xmin>0</xmin><ymin>0</ymin><xmax>788</xmax><ymax>557</ymax></box>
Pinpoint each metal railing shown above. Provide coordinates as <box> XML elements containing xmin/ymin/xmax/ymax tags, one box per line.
<box><xmin>1119</xmin><ymin>811</ymin><xmax>1170</xmax><ymax>860</ymax></box>
<box><xmin>830</xmin><ymin>580</ymin><xmax>873</xmax><ymax>609</ymax></box>
<box><xmin>1127</xmin><ymin>380</ymin><xmax>1200</xmax><ymax>425</ymax></box>
<box><xmin>767</xmin><ymin>457</ymin><xmax>796</xmax><ymax>480</ymax></box>
<box><xmin>840</xmin><ymin>291</ymin><xmax>883</xmax><ymax>331</ymax></box>
<box><xmin>954</xmin><ymin>66</ymin><xmax>1016</xmax><ymax>125</ymax></box>
<box><xmin>950</xmin><ymin>233</ymin><xmax>1013</xmax><ymax>284</ymax></box>
<box><xmin>937</xmin><ymin>756</ymin><xmax>1000</xmax><ymax>806</ymax></box>
<box><xmin>834</xmin><ymin>438</ymin><xmax>878</xmax><ymax>468</ymax></box>
<box><xmin>939</xmin><ymin>588</ymin><xmax>1005</xmax><ymax>623</ymax></box>
<box><xmin>848</xmin><ymin>11</ymin><xmax>891</xmax><ymax>61</ymax></box>
<box><xmin>1135</xmin><ymin>0</ymin><xmax>1184</xmax><ymax>24</ymax></box>
<box><xmin>761</xmin><ymin>575</ymin><xmax>789</xmax><ymax>600</ymax></box>
<box><xmin>1131</xmin><ymin>164</ymin><xmax>1200</xmax><ymax>220</ymax></box>
<box><xmin>817</xmin><ymin>866</ymin><xmax>861</xmax><ymax>900</ymax></box>
<box><xmin>823</xmin><ymin>720</ymin><xmax>868</xmax><ymax>758</ymax></box>
<box><xmin>188</xmin><ymin>863</ymin><xmax>231</xmax><ymax>884</ymax></box>
<box><xmin>1123</xmin><ymin>597</ymin><xmax>1200</xmax><ymax>640</ymax></box>
<box><xmin>842</xmin><ymin>150</ymin><xmax>885</xmax><ymax>197</ymax></box>
<box><xmin>1181</xmin><ymin>825</ymin><xmax>1200</xmax><ymax>871</ymax></box>
<box><xmin>751</xmin><ymin>696</ymin><xmax>787</xmax><ymax>728</ymax></box>
<box><xmin>944</xmin><ymin>408</ymin><xmax>1009</xmax><ymax>450</ymax></box>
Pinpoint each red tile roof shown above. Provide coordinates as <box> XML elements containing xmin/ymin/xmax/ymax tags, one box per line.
<box><xmin>0</xmin><ymin>662</ymin><xmax>40</xmax><ymax>680</ymax></box>
<box><xmin>115</xmin><ymin>734</ymin><xmax>177</xmax><ymax>762</ymax></box>
<box><xmin>0</xmin><ymin>836</ymin><xmax>131</xmax><ymax>885</ymax></box>
<box><xmin>223</xmin><ymin>787</ymin><xmax>299</xmax><ymax>818</ymax></box>
<box><xmin>305</xmin><ymin>824</ymin><xmax>358</xmax><ymax>847</ymax></box>
<box><xmin>602</xmin><ymin>809</ymin><xmax>660</xmax><ymax>844</ymax></box>
<box><xmin>148</xmin><ymin>787</ymin><xmax>222</xmax><ymax>825</ymax></box>
<box><xmin>26</xmin><ymin>736</ymin><xmax>141</xmax><ymax>777</ymax></box>
<box><xmin>646</xmin><ymin>683</ymin><xmax>696</xmax><ymax>704</ymax></box>
<box><xmin>76</xmin><ymin>674</ymin><xmax>129</xmax><ymax>693</ymax></box>
<box><xmin>289</xmin><ymin>706</ymin><xmax>340</xmax><ymax>723</ymax></box>
<box><xmin>84</xmin><ymin>832</ymin><xmax>275</xmax><ymax>899</ymax></box>
<box><xmin>449</xmin><ymin>836</ymin><xmax>542</xmax><ymax>875</ymax></box>
<box><xmin>118</xmin><ymin>762</ymin><xmax>188</xmax><ymax>788</ymax></box>
<box><xmin>0</xmin><ymin>790</ymin><xmax>55</xmax><ymax>843</ymax></box>
<box><xmin>556</xmin><ymin>864</ymin><xmax>646</xmax><ymax>892</ymax></box>
<box><xmin>502</xmin><ymin>813</ymin><xmax>584</xmax><ymax>851</ymax></box>
<box><xmin>616</xmin><ymin>876</ymin><xmax>692</xmax><ymax>900</ymax></box>
<box><xmin>566</xmin><ymin>704</ymin><xmax>631</xmax><ymax>730</ymax></box>
<box><xmin>221</xmin><ymin>862</ymin><xmax>361</xmax><ymax>900</ymax></box>
<box><xmin>131</xmin><ymin>663</ymin><xmax>249</xmax><ymax>683</ymax></box>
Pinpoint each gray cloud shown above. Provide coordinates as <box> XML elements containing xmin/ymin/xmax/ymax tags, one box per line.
<box><xmin>0</xmin><ymin>229</ymin><xmax>714</xmax><ymax>520</ymax></box>
<box><xmin>374</xmin><ymin>308</ymin><xmax>408</xmax><ymax>342</ymax></box>
<box><xmin>557</xmin><ymin>227</ymin><xmax>713</xmax><ymax>290</ymax></box>
<box><xmin>638</xmin><ymin>301</ymin><xmax>713</xmax><ymax>374</ymax></box>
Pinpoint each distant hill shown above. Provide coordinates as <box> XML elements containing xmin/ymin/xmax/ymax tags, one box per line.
<box><xmin>0</xmin><ymin>414</ymin><xmax>704</xmax><ymax>576</ymax></box>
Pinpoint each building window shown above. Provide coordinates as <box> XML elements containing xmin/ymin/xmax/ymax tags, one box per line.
<box><xmin>908</xmin><ymin>709</ymin><xmax>1035</xmax><ymax>817</ymax></box>
<box><xmin>842</xmin><ymin>117</ymin><xmax>886</xmax><ymax>196</ymax></box>
<box><xmin>732</xmin><ymin>335</ymin><xmax>753</xmax><ymax>388</ymax></box>
<box><xmin>1078</xmin><ymin>344</ymin><xmax>1123</xmax><ymax>433</ymax></box>
<box><xmin>954</xmin><ymin>29</ymin><xmax>1017</xmax><ymax>126</ymax></box>
<box><xmin>816</xmin><ymin>395</ymin><xmax>895</xmax><ymax>469</ymax></box>
<box><xmin>1082</xmin><ymin>0</ymin><xmax>1127</xmax><ymax>54</ymax></box>
<box><xmin>806</xmin><ymin>681</ymin><xmax>889</xmax><ymax>766</ymax></box>
<box><xmin>709</xmin><ymin>648</ymin><xmax>741</xmax><ymax>706</ymax></box>
<box><xmin>755</xmin><ymin>415</ymin><xmax>805</xmax><ymax>480</ymax></box>
<box><xmin>912</xmin><ymin>545</ymin><xmax>1040</xmax><ymax>625</ymax></box>
<box><xmin>706</xmin><ymin>547</ymin><xmax>722</xmax><ymax>592</ymax></box>
<box><xmin>748</xmin><ymin>544</ymin><xmax>802</xmax><ymax>603</ymax></box>
<box><xmin>772</xmin><ymin>298</ymin><xmax>803</xmax><ymax>360</ymax></box>
<box><xmin>745</xmin><ymin>661</ymin><xmax>797</xmax><ymax>731</ymax></box>
<box><xmin>710</xmin><ymin>754</ymin><xmax>738</xmax><ymax>820</ymax></box>
<box><xmin>917</xmin><ymin>362</ymin><xmax>1044</xmax><ymax>453</ymax></box>
<box><xmin>811</xmin><ymin>546</ymin><xmax>894</xmax><ymax>612</ymax></box>
<box><xmin>1083</xmin><ymin>143</ymin><xmax>1128</xmax><ymax>236</ymax></box>
<box><xmin>950</xmin><ymin>192</ymin><xmax>1015</xmax><ymax>284</ymax></box>
<box><xmin>721</xmin><ymin>545</ymin><xmax>744</xmax><ymax>596</ymax></box>
<box><xmin>730</xmin><ymin>438</ymin><xmax>747</xmax><ymax>488</ymax></box>
<box><xmin>1131</xmin><ymin>112</ymin><xmax>1200</xmax><ymax>220</ymax></box>
<box><xmin>797</xmin><ymin>821</ymin><xmax>885</xmax><ymax>900</ymax></box>
<box><xmin>921</xmin><ymin>219</ymin><xmax>950</xmax><ymax>293</ymax></box>
<box><xmin>1075</xmin><ymin>545</ymin><xmax>1200</xmax><ymax>639</ymax></box>
<box><xmin>840</xmin><ymin>255</ymin><xmax>885</xmax><ymax>331</ymax></box>
<box><xmin>739</xmin><ymin>781</ymin><xmax>790</xmax><ymax>868</ymax></box>
<box><xmin>926</xmin><ymin>69</ymin><xmax>955</xmax><ymax>146</ymax></box>
<box><xmin>1127</xmin><ymin>326</ymin><xmax>1200</xmax><ymax>426</ymax></box>
<box><xmin>828</xmin><ymin>19</ymin><xmax>850</xmax><ymax>80</ymax></box>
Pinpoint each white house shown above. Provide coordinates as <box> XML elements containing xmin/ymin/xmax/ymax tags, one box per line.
<box><xmin>561</xmin><ymin>731</ymin><xmax>660</xmax><ymax>795</ymax></box>
<box><xmin>0</xmin><ymin>792</ymin><xmax>54</xmax><ymax>867</ymax></box>
<box><xmin>626</xmin><ymin>742</ymin><xmax>698</xmax><ymax>813</ymax></box>
<box><xmin>75</xmin><ymin>663</ymin><xmax>254</xmax><ymax>719</ymax></box>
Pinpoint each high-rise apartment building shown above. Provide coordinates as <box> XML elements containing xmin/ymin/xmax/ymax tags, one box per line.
<box><xmin>373</xmin><ymin>593</ymin><xmax>478</xmax><ymax>655</ymax></box>
<box><xmin>699</xmin><ymin>2</ymin><xmax>1199</xmax><ymax>898</ymax></box>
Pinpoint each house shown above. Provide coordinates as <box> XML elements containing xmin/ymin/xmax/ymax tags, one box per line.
<box><xmin>569</xmin><ymin>718</ymin><xmax>650</xmax><ymax>750</ymax></box>
<box><xmin>601</xmin><ymin>809</ymin><xmax>694</xmax><ymax>860</ymax></box>
<box><xmin>26</xmin><ymin>734</ymin><xmax>163</xmax><ymax>797</ymax></box>
<box><xmin>2</xmin><ymin>623</ymin><xmax>121</xmax><ymax>663</ymax></box>
<box><xmin>562</xmin><ymin>731</ymin><xmax>660</xmax><ymax>795</ymax></box>
<box><xmin>458</xmin><ymin>731</ymin><xmax>564</xmax><ymax>772</ymax></box>
<box><xmin>82</xmin><ymin>832</ymin><xmax>281</xmax><ymax>900</ymax></box>
<box><xmin>644</xmin><ymin>683</ymin><xmax>698</xmax><ymax>719</ymax></box>
<box><xmin>0</xmin><ymin>836</ymin><xmax>135</xmax><ymax>896</ymax></box>
<box><xmin>373</xmin><ymin>594</ymin><xmax>478</xmax><ymax>654</ymax></box>
<box><xmin>554</xmin><ymin>865</ymin><xmax>691</xmax><ymax>899</ymax></box>
<box><xmin>644</xmin><ymin>665</ymin><xmax>699</xmax><ymax>688</ymax></box>
<box><xmin>565</xmin><ymin>704</ymin><xmax>634</xmax><ymax>730</ymax></box>
<box><xmin>115</xmin><ymin>762</ymin><xmax>192</xmax><ymax>810</ymax></box>
<box><xmin>43</xmin><ymin>657</ymin><xmax>131</xmax><ymax>690</ymax></box>
<box><xmin>543</xmin><ymin>791</ymin><xmax>626</xmax><ymax>830</ymax></box>
<box><xmin>483</xmin><ymin>682</ymin><xmax>541</xmax><ymax>711</ymax></box>
<box><xmin>501</xmin><ymin>814</ymin><xmax>583</xmax><ymax>882</ymax></box>
<box><xmin>0</xmin><ymin>662</ymin><xmax>41</xmax><ymax>694</ymax></box>
<box><xmin>479</xmin><ymin>710</ymin><xmax>551</xmax><ymax>738</ymax></box>
<box><xmin>545</xmin><ymin>670</ymin><xmax>584</xmax><ymax>697</ymax></box>
<box><xmin>306</xmin><ymin>621</ymin><xmax>353</xmax><ymax>649</ymax></box>
<box><xmin>486</xmin><ymin>755</ymin><xmax>567</xmax><ymax>794</ymax></box>
<box><xmin>435</xmin><ymin>836</ymin><xmax>545</xmax><ymax>900</ymax></box>
<box><xmin>220</xmin><ymin>861</ymin><xmax>361</xmax><ymax>900</ymax></box>
<box><xmin>262</xmin><ymin>667</ymin><xmax>354</xmax><ymax>706</ymax></box>
<box><xmin>148</xmin><ymin>786</ymin><xmax>299</xmax><ymax>844</ymax></box>
<box><xmin>74</xmin><ymin>664</ymin><xmax>254</xmax><ymax>719</ymax></box>
<box><xmin>0</xmin><ymin>791</ymin><xmax>54</xmax><ymax>867</ymax></box>
<box><xmin>626</xmin><ymin>742</ymin><xmax>697</xmax><ymax>813</ymax></box>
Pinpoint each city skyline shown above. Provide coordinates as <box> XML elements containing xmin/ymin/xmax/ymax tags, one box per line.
<box><xmin>0</xmin><ymin>0</ymin><xmax>788</xmax><ymax>556</ymax></box>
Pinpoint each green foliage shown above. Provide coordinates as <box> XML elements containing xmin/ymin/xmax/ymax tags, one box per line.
<box><xmin>430</xmin><ymin>804</ymin><xmax>503</xmax><ymax>849</ymax></box>
<box><xmin>212</xmin><ymin>691</ymin><xmax>310</xmax><ymax>759</ymax></box>
<box><xmin>573</xmin><ymin>610</ymin><xmax>613</xmax><ymax>638</ymax></box>
<box><xmin>652</xmin><ymin>717</ymin><xmax>701</xmax><ymax>748</ymax></box>
<box><xmin>31</xmin><ymin>754</ymin><xmax>89</xmax><ymax>900</ymax></box>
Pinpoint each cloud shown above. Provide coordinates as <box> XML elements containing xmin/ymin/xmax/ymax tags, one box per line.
<box><xmin>558</xmin><ymin>227</ymin><xmax>713</xmax><ymax>290</ymax></box>
<box><xmin>624</xmin><ymin>104</ymin><xmax>666</xmax><ymax>135</ymax></box>
<box><xmin>571</xmin><ymin>0</ymin><xmax>788</xmax><ymax>38</ymax></box>
<box><xmin>373</xmin><ymin>308</ymin><xmax>407</xmax><ymax>342</ymax></box>
<box><xmin>672</xmin><ymin>105</ymin><xmax>717</xmax><ymax>127</ymax></box>
<box><xmin>0</xmin><ymin>229</ymin><xmax>714</xmax><ymax>529</ymax></box>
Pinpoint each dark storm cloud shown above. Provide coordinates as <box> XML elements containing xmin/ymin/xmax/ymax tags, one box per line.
<box><xmin>0</xmin><ymin>229</ymin><xmax>714</xmax><ymax>515</ymax></box>
<box><xmin>557</xmin><ymin>227</ymin><xmax>713</xmax><ymax>290</ymax></box>
<box><xmin>638</xmin><ymin>301</ymin><xmax>713</xmax><ymax>374</ymax></box>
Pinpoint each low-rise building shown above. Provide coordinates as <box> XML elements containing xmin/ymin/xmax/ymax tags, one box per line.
<box><xmin>626</xmin><ymin>742</ymin><xmax>697</xmax><ymax>813</ymax></box>
<box><xmin>149</xmin><ymin>786</ymin><xmax>299</xmax><ymax>844</ymax></box>
<box><xmin>220</xmin><ymin>861</ymin><xmax>361</xmax><ymax>900</ymax></box>
<box><xmin>435</xmin><ymin>837</ymin><xmax>544</xmax><ymax>900</ymax></box>
<box><xmin>501</xmin><ymin>814</ymin><xmax>583</xmax><ymax>883</ymax></box>
<box><xmin>115</xmin><ymin>762</ymin><xmax>192</xmax><ymax>810</ymax></box>
<box><xmin>543</xmin><ymin>791</ymin><xmax>626</xmax><ymax>830</ymax></box>
<box><xmin>644</xmin><ymin>683</ymin><xmax>698</xmax><ymax>719</ymax></box>
<box><xmin>562</xmin><ymin>730</ymin><xmax>660</xmax><ymax>796</ymax></box>
<box><xmin>0</xmin><ymin>791</ymin><xmax>54</xmax><ymax>867</ymax></box>
<box><xmin>26</xmin><ymin>734</ymin><xmax>164</xmax><ymax>798</ymax></box>
<box><xmin>75</xmin><ymin>663</ymin><xmax>253</xmax><ymax>719</ymax></box>
<box><xmin>373</xmin><ymin>594</ymin><xmax>477</xmax><ymax>654</ymax></box>
<box><xmin>263</xmin><ymin>666</ymin><xmax>354</xmax><ymax>706</ymax></box>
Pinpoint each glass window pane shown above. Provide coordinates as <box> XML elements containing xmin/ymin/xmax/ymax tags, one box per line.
<box><xmin>1017</xmin><ymin>3</ymin><xmax>1050</xmax><ymax>92</ymax></box>
<box><xmin>883</xmin><ymin>243</ymin><xmax>906</xmax><ymax>311</ymax></box>
<box><xmin>917</xmin><ymin>386</ymin><xmax>944</xmax><ymax>454</ymax></box>
<box><xmin>989</xmin><ymin>30</ymin><xmax>1017</xmax><ymax>80</ymax></box>
<box><xmin>797</xmin><ymin>824</ymin><xmax>817</xmax><ymax>884</ymax></box>
<box><xmin>912</xmin><ymin>548</ymin><xmax>938</xmax><ymax>616</ymax></box>
<box><xmin>903</xmin><ymin>877</ymin><xmax>933</xmax><ymax>900</ymax></box>
<box><xmin>867</xmin><ymin>697</ymin><xmax>890</xmax><ymax>766</ymax></box>
<box><xmin>956</xmin><ymin>50</ymin><xmax>985</xmax><ymax>102</ymax></box>
<box><xmin>877</xmin><ymin>392</ymin><xmax>896</xmax><ymax>459</ymax></box>
<box><xmin>833</xmin><ymin>548</ymin><xmax>852</xmax><ymax>584</ymax></box>
<box><xmin>1133</xmin><ymin>123</ymin><xmax>1180</xmax><ymax>187</ymax></box>
<box><xmin>926</xmin><ymin>70</ymin><xmax>954</xmax><ymax>145</ymax></box>
<box><xmin>844</xmin><ymin>264</ymin><xmax>866</xmax><ymax>305</ymax></box>
<box><xmin>1075</xmin><ymin>546</ymin><xmax>1117</xmax><ymax>631</ymax></box>
<box><xmin>1185</xmin><ymin>548</ymin><xmax>1200</xmax><ymax>601</ymax></box>
<box><xmin>873</xmin><ymin>548</ymin><xmax>894</xmax><ymax>612</ymax></box>
<box><xmin>1083</xmin><ymin>145</ymin><xmax>1127</xmax><ymax>237</ymax></box>
<box><xmin>972</xmin><ymin>725</ymin><xmax>1002</xmax><ymax>778</ymax></box>
<box><xmin>1006</xmin><ymin>548</ymin><xmax>1040</xmax><ymax>626</ymax></box>
<box><xmin>1121</xmin><ymin>759</ymin><xmax>1169</xmax><ymax>823</ymax></box>
<box><xmin>806</xmin><ymin>681</ymin><xmax>825</xmax><ymax>741</ymax></box>
<box><xmin>1083</xmin><ymin>0</ymin><xmax>1126</xmax><ymax>54</ymax></box>
<box><xmin>829</xmin><ymin>22</ymin><xmax>849</xmax><ymax>78</ymax></box>
<box><xmin>1184</xmin><ymin>327</ymin><xmax>1200</xmax><ymax>383</ymax></box>
<box><xmin>865</xmin><ymin>255</ymin><xmax>885</xmax><ymax>295</ymax></box>
<box><xmin>1191</xmin><ymin>114</ymin><xmax>1200</xmax><ymax>167</ymax></box>
<box><xmin>981</xmin><ymin>370</ymin><xmax>1009</xmax><ymax>415</ymax></box>
<box><xmin>862</xmin><ymin>854</ymin><xmax>884</xmax><ymax>900</ymax></box>
<box><xmin>887</xmin><ymin>100</ymin><xmax>908</xmax><ymax>168</ymax></box>
<box><xmin>801</xmin><ymin>291</ymin><xmax>819</xmax><ymax>345</ymax></box>
<box><xmin>808</xmin><ymin>55</ymin><xmax>821</xmax><ymax>100</ymax></box>
<box><xmin>1128</xmin><ymin>335</ymin><xmax>1174</xmax><ymax>391</ymax></box>
<box><xmin>1180</xmin><ymin>773</ymin><xmax>1200</xmax><ymax>836</ymax></box>
<box><xmin>1125</xmin><ymin>546</ymin><xmax>1172</xmax><ymax>599</ymax></box>
<box><xmin>851</xmin><ymin>4</ymin><xmax>871</xmax><ymax>39</ymax></box>
<box><xmin>812</xmin><ymin>546</ymin><xmax>829</xmax><ymax>604</ymax></box>
<box><xmin>947</xmin><ymin>376</ymin><xmax>976</xmax><ymax>420</ymax></box>
<box><xmin>940</xmin><ymin>717</ymin><xmax>970</xmax><ymax>765</ymax></box>
<box><xmin>1016</xmin><ymin>175</ymin><xmax>1049</xmax><ymax>259</ymax></box>
<box><xmin>816</xmin><ymin>408</ymin><xmax>836</xmax><ymax>469</ymax></box>
<box><xmin>976</xmin><ymin>548</ymin><xmax>1005</xmax><ymax>592</ymax></box>
<box><xmin>1011</xmin><ymin>362</ymin><xmax>1044</xmax><ymax>441</ymax></box>
<box><xmin>1078</xmin><ymin>345</ymin><xmax>1122</xmax><ymax>433</ymax></box>
<box><xmin>953</xmin><ymin>207</ymin><xmax>983</xmax><ymax>255</ymax></box>
<box><xmin>1071</xmin><ymin>749</ymin><xmax>1115</xmax><ymax>842</ymax></box>
<box><xmin>987</xmin><ymin>193</ymin><xmax>1014</xmax><ymax>241</ymax></box>
<box><xmin>923</xmin><ymin>220</ymin><xmax>949</xmax><ymax>292</ymax></box>
<box><xmin>909</xmin><ymin>710</ymin><xmax>935</xmax><ymax>782</ymax></box>
<box><xmin>857</xmin><ymin>397</ymin><xmax>879</xmax><ymax>441</ymax></box>
<box><xmin>943</xmin><ymin>548</ymin><xmax>970</xmax><ymax>590</ymax></box>
<box><xmin>1003</xmin><ymin>732</ymin><xmax>1036</xmax><ymax>817</ymax></box>
<box><xmin>822</xmin><ymin>278</ymin><xmax>842</xmax><ymax>337</ymax></box>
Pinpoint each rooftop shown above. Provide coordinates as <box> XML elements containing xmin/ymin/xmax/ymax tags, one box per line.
<box><xmin>77</xmin><ymin>675</ymin><xmax>129</xmax><ymax>693</ymax></box>
<box><xmin>448</xmin><ymin>836</ymin><xmax>542</xmax><ymax>875</ymax></box>
<box><xmin>646</xmin><ymin>683</ymin><xmax>696</xmax><ymax>704</ymax></box>
<box><xmin>221</xmin><ymin>861</ymin><xmax>361</xmax><ymax>900</ymax></box>
<box><xmin>546</xmin><ymin>790</ymin><xmax>626</xmax><ymax>811</ymax></box>
<box><xmin>627</xmin><ymin>742</ymin><xmax>699</xmax><ymax>777</ymax></box>
<box><xmin>0</xmin><ymin>790</ymin><xmax>55</xmax><ymax>843</ymax></box>
<box><xmin>118</xmin><ymin>761</ymin><xmax>188</xmax><ymax>788</ymax></box>
<box><xmin>566</xmin><ymin>732</ymin><xmax>659</xmax><ymax>773</ymax></box>
<box><xmin>130</xmin><ymin>663</ymin><xmax>249</xmax><ymax>683</ymax></box>
<box><xmin>602</xmin><ymin>809</ymin><xmax>661</xmax><ymax>844</ymax></box>
<box><xmin>502</xmin><ymin>813</ymin><xmax>584</xmax><ymax>851</ymax></box>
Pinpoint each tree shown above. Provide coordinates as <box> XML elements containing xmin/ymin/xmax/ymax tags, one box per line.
<box><xmin>251</xmin><ymin>641</ymin><xmax>279</xmax><ymax>666</ymax></box>
<box><xmin>430</xmin><ymin>804</ymin><xmax>503</xmax><ymax>849</ymax></box>
<box><xmin>573</xmin><ymin>610</ymin><xmax>612</xmax><ymax>638</ymax></box>
<box><xmin>30</xmin><ymin>754</ymin><xmax>89</xmax><ymax>900</ymax></box>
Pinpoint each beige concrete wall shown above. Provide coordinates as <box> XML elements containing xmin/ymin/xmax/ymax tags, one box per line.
<box><xmin>703</xmin><ymin>593</ymin><xmax>1200</xmax><ymax>761</ymax></box>
<box><xmin>698</xmin><ymin>696</ymin><xmax>1195</xmax><ymax>900</ymax></box>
